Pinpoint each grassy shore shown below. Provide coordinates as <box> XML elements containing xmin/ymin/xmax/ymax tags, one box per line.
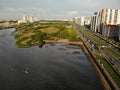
<box><xmin>15</xmin><ymin>21</ymin><xmax>81</xmax><ymax>48</ymax></box>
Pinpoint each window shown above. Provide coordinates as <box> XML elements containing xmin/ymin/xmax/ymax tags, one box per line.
<box><xmin>114</xmin><ymin>9</ymin><xmax>118</xmax><ymax>24</ymax></box>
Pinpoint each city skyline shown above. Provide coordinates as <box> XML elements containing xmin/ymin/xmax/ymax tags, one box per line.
<box><xmin>0</xmin><ymin>0</ymin><xmax>120</xmax><ymax>20</ymax></box>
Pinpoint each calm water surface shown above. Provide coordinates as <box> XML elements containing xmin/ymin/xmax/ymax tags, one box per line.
<box><xmin>0</xmin><ymin>28</ymin><xmax>104</xmax><ymax>90</ymax></box>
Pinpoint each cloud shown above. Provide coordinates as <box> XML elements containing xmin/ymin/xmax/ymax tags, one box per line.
<box><xmin>0</xmin><ymin>7</ymin><xmax>51</xmax><ymax>19</ymax></box>
<box><xmin>0</xmin><ymin>0</ymin><xmax>120</xmax><ymax>20</ymax></box>
<box><xmin>0</xmin><ymin>7</ymin><xmax>81</xmax><ymax>19</ymax></box>
<box><xmin>4</xmin><ymin>7</ymin><xmax>47</xmax><ymax>14</ymax></box>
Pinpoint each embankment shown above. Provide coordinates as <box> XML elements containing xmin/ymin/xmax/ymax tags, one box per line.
<box><xmin>45</xmin><ymin>39</ymin><xmax>112</xmax><ymax>90</ymax></box>
<box><xmin>81</xmin><ymin>43</ymin><xmax>113</xmax><ymax>90</ymax></box>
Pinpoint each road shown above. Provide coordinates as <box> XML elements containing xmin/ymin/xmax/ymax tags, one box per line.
<box><xmin>92</xmin><ymin>32</ymin><xmax>120</xmax><ymax>52</ymax></box>
<box><xmin>73</xmin><ymin>23</ymin><xmax>120</xmax><ymax>75</ymax></box>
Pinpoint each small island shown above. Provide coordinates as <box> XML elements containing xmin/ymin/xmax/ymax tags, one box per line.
<box><xmin>14</xmin><ymin>21</ymin><xmax>81</xmax><ymax>48</ymax></box>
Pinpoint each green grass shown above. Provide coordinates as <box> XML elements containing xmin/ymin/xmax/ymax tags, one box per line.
<box><xmin>76</xmin><ymin>25</ymin><xmax>120</xmax><ymax>87</ymax></box>
<box><xmin>78</xmin><ymin>25</ymin><xmax>120</xmax><ymax>60</ymax></box>
<box><xmin>15</xmin><ymin>22</ymin><xmax>47</xmax><ymax>47</ymax></box>
<box><xmin>40</xmin><ymin>23</ymin><xmax>81</xmax><ymax>42</ymax></box>
<box><xmin>99</xmin><ymin>56</ymin><xmax>120</xmax><ymax>87</ymax></box>
<box><xmin>15</xmin><ymin>21</ymin><xmax>80</xmax><ymax>48</ymax></box>
<box><xmin>106</xmin><ymin>47</ymin><xmax>120</xmax><ymax>61</ymax></box>
<box><xmin>79</xmin><ymin>26</ymin><xmax>105</xmax><ymax>45</ymax></box>
<box><xmin>67</xmin><ymin>28</ymin><xmax>81</xmax><ymax>41</ymax></box>
<box><xmin>40</xmin><ymin>27</ymin><xmax>59</xmax><ymax>34</ymax></box>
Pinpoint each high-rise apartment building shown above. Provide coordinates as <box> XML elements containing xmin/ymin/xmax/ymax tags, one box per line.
<box><xmin>84</xmin><ymin>17</ymin><xmax>91</xmax><ymax>25</ymax></box>
<box><xmin>90</xmin><ymin>12</ymin><xmax>101</xmax><ymax>32</ymax></box>
<box><xmin>18</xmin><ymin>16</ymin><xmax>35</xmax><ymax>24</ymax></box>
<box><xmin>22</xmin><ymin>16</ymin><xmax>28</xmax><ymax>23</ymax></box>
<box><xmin>91</xmin><ymin>9</ymin><xmax>120</xmax><ymax>40</ymax></box>
<box><xmin>101</xmin><ymin>9</ymin><xmax>120</xmax><ymax>25</ymax></box>
<box><xmin>101</xmin><ymin>9</ymin><xmax>120</xmax><ymax>39</ymax></box>
<box><xmin>29</xmin><ymin>17</ymin><xmax>34</xmax><ymax>23</ymax></box>
<box><xmin>73</xmin><ymin>17</ymin><xmax>85</xmax><ymax>26</ymax></box>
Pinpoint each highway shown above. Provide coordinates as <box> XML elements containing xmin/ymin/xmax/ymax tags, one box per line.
<box><xmin>73</xmin><ymin>23</ymin><xmax>120</xmax><ymax>89</ymax></box>
<box><xmin>73</xmin><ymin>23</ymin><xmax>120</xmax><ymax>75</ymax></box>
<box><xmin>92</xmin><ymin>32</ymin><xmax>120</xmax><ymax>52</ymax></box>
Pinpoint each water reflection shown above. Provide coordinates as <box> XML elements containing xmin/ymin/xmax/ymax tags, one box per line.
<box><xmin>0</xmin><ymin>28</ymin><xmax>104</xmax><ymax>90</ymax></box>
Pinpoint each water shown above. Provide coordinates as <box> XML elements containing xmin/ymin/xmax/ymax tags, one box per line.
<box><xmin>0</xmin><ymin>28</ymin><xmax>104</xmax><ymax>90</ymax></box>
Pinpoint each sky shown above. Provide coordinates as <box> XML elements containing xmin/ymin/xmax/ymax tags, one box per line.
<box><xmin>0</xmin><ymin>0</ymin><xmax>120</xmax><ymax>20</ymax></box>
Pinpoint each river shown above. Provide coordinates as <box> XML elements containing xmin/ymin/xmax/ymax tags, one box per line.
<box><xmin>0</xmin><ymin>28</ymin><xmax>104</xmax><ymax>90</ymax></box>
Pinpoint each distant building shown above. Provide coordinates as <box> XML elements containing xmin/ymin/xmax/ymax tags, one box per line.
<box><xmin>18</xmin><ymin>16</ymin><xmax>28</xmax><ymax>24</ymax></box>
<box><xmin>23</xmin><ymin>16</ymin><xmax>28</xmax><ymax>23</ymax></box>
<box><xmin>73</xmin><ymin>17</ymin><xmax>84</xmax><ymax>26</ymax></box>
<box><xmin>84</xmin><ymin>17</ymin><xmax>91</xmax><ymax>25</ymax></box>
<box><xmin>90</xmin><ymin>12</ymin><xmax>101</xmax><ymax>32</ymax></box>
<box><xmin>79</xmin><ymin>17</ymin><xmax>85</xmax><ymax>26</ymax></box>
<box><xmin>18</xmin><ymin>16</ymin><xmax>35</xmax><ymax>24</ymax></box>
<box><xmin>73</xmin><ymin>17</ymin><xmax>80</xmax><ymax>25</ymax></box>
<box><xmin>29</xmin><ymin>16</ymin><xmax>34</xmax><ymax>23</ymax></box>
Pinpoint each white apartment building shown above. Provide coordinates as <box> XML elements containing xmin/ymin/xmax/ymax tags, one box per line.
<box><xmin>80</xmin><ymin>17</ymin><xmax>85</xmax><ymax>26</ymax></box>
<box><xmin>23</xmin><ymin>16</ymin><xmax>28</xmax><ymax>23</ymax></box>
<box><xmin>18</xmin><ymin>16</ymin><xmax>28</xmax><ymax>24</ymax></box>
<box><xmin>18</xmin><ymin>16</ymin><xmax>35</xmax><ymax>24</ymax></box>
<box><xmin>73</xmin><ymin>17</ymin><xmax>85</xmax><ymax>26</ymax></box>
<box><xmin>102</xmin><ymin>9</ymin><xmax>119</xmax><ymax>25</ymax></box>
<box><xmin>100</xmin><ymin>9</ymin><xmax>120</xmax><ymax>25</ymax></box>
<box><xmin>90</xmin><ymin>12</ymin><xmax>101</xmax><ymax>32</ymax></box>
<box><xmin>90</xmin><ymin>16</ymin><xmax>94</xmax><ymax>31</ymax></box>
<box><xmin>90</xmin><ymin>9</ymin><xmax>120</xmax><ymax>40</ymax></box>
<box><xmin>101</xmin><ymin>9</ymin><xmax>120</xmax><ymax>39</ymax></box>
<box><xmin>117</xmin><ymin>10</ymin><xmax>120</xmax><ymax>24</ymax></box>
<box><xmin>29</xmin><ymin>17</ymin><xmax>34</xmax><ymax>23</ymax></box>
<box><xmin>73</xmin><ymin>17</ymin><xmax>80</xmax><ymax>24</ymax></box>
<box><xmin>84</xmin><ymin>17</ymin><xmax>91</xmax><ymax>25</ymax></box>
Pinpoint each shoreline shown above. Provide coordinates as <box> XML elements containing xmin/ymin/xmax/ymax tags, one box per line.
<box><xmin>45</xmin><ymin>39</ymin><xmax>111</xmax><ymax>90</ymax></box>
<box><xmin>44</xmin><ymin>39</ymin><xmax>83</xmax><ymax>45</ymax></box>
<box><xmin>81</xmin><ymin>43</ymin><xmax>111</xmax><ymax>90</ymax></box>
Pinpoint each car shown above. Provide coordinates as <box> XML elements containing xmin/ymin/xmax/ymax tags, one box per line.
<box><xmin>110</xmin><ymin>57</ymin><xmax>116</xmax><ymax>62</ymax></box>
<box><xmin>116</xmin><ymin>68</ymin><xmax>120</xmax><ymax>73</ymax></box>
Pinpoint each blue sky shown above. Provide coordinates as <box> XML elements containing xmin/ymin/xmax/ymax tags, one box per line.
<box><xmin>0</xmin><ymin>0</ymin><xmax>120</xmax><ymax>20</ymax></box>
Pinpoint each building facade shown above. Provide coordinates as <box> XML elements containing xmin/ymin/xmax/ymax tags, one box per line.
<box><xmin>90</xmin><ymin>12</ymin><xmax>101</xmax><ymax>32</ymax></box>
<box><xmin>73</xmin><ymin>17</ymin><xmax>85</xmax><ymax>26</ymax></box>
<box><xmin>18</xmin><ymin>16</ymin><xmax>35</xmax><ymax>24</ymax></box>
<box><xmin>101</xmin><ymin>9</ymin><xmax>120</xmax><ymax>40</ymax></box>
<box><xmin>84</xmin><ymin>17</ymin><xmax>91</xmax><ymax>25</ymax></box>
<box><xmin>118</xmin><ymin>25</ymin><xmax>120</xmax><ymax>41</ymax></box>
<box><xmin>29</xmin><ymin>17</ymin><xmax>34</xmax><ymax>23</ymax></box>
<box><xmin>91</xmin><ymin>9</ymin><xmax>120</xmax><ymax>40</ymax></box>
